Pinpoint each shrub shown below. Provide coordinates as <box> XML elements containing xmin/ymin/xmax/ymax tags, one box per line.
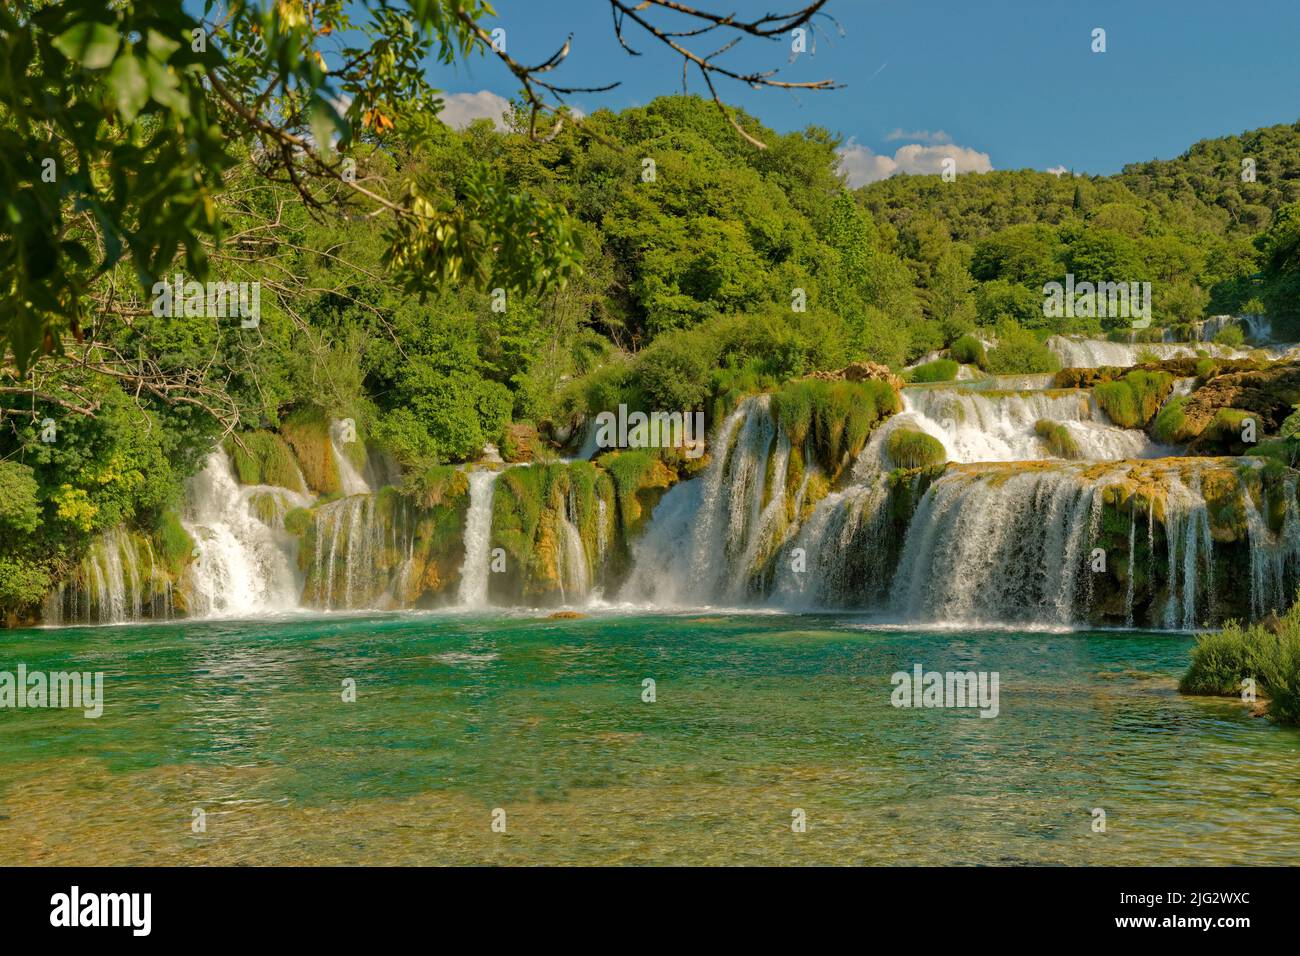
<box><xmin>949</xmin><ymin>334</ymin><xmax>987</xmax><ymax>368</ymax></box>
<box><xmin>1093</xmin><ymin>370</ymin><xmax>1173</xmax><ymax>428</ymax></box>
<box><xmin>907</xmin><ymin>358</ymin><xmax>959</xmax><ymax>383</ymax></box>
<box><xmin>885</xmin><ymin>428</ymin><xmax>946</xmax><ymax>469</ymax></box>
<box><xmin>1213</xmin><ymin>324</ymin><xmax>1245</xmax><ymax>347</ymax></box>
<box><xmin>1181</xmin><ymin>603</ymin><xmax>1300</xmax><ymax>725</ymax></box>
<box><xmin>1034</xmin><ymin>419</ymin><xmax>1082</xmax><ymax>459</ymax></box>
<box><xmin>1151</xmin><ymin>395</ymin><xmax>1191</xmax><ymax>444</ymax></box>
<box><xmin>984</xmin><ymin>324</ymin><xmax>1061</xmax><ymax>375</ymax></box>
<box><xmin>0</xmin><ymin>556</ymin><xmax>50</xmax><ymax>612</ymax></box>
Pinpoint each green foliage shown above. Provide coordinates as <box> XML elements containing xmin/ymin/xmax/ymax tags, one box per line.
<box><xmin>153</xmin><ymin>509</ymin><xmax>193</xmax><ymax>576</ymax></box>
<box><xmin>907</xmin><ymin>358</ymin><xmax>959</xmax><ymax>383</ymax></box>
<box><xmin>0</xmin><ymin>556</ymin><xmax>50</xmax><ymax>612</ymax></box>
<box><xmin>0</xmin><ymin>460</ymin><xmax>41</xmax><ymax>534</ymax></box>
<box><xmin>227</xmin><ymin>431</ymin><xmax>306</xmax><ymax>493</ymax></box>
<box><xmin>772</xmin><ymin>378</ymin><xmax>899</xmax><ymax>476</ymax></box>
<box><xmin>949</xmin><ymin>334</ymin><xmax>987</xmax><ymax>368</ymax></box>
<box><xmin>984</xmin><ymin>322</ymin><xmax>1061</xmax><ymax>374</ymax></box>
<box><xmin>1034</xmin><ymin>419</ymin><xmax>1082</xmax><ymax>459</ymax></box>
<box><xmin>886</xmin><ymin>428</ymin><xmax>946</xmax><ymax>469</ymax></box>
<box><xmin>1181</xmin><ymin>602</ymin><xmax>1300</xmax><ymax>725</ymax></box>
<box><xmin>1213</xmin><ymin>324</ymin><xmax>1245</xmax><ymax>347</ymax></box>
<box><xmin>1151</xmin><ymin>395</ymin><xmax>1191</xmax><ymax>444</ymax></box>
<box><xmin>1093</xmin><ymin>371</ymin><xmax>1173</xmax><ymax>428</ymax></box>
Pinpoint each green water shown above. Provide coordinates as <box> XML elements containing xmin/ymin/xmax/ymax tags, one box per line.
<box><xmin>1</xmin><ymin>611</ymin><xmax>1297</xmax><ymax>865</ymax></box>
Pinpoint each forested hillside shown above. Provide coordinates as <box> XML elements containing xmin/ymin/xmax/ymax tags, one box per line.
<box><xmin>3</xmin><ymin>84</ymin><xmax>1300</xmax><ymax>619</ymax></box>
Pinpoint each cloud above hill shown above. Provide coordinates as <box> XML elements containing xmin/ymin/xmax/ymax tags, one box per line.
<box><xmin>836</xmin><ymin>137</ymin><xmax>993</xmax><ymax>187</ymax></box>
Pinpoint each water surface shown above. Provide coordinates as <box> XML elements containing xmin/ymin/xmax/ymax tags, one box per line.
<box><xmin>1</xmin><ymin>612</ymin><xmax>1296</xmax><ymax>865</ymax></box>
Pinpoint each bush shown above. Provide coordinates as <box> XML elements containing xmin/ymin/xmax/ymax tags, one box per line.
<box><xmin>1151</xmin><ymin>395</ymin><xmax>1191</xmax><ymax>444</ymax></box>
<box><xmin>1093</xmin><ymin>371</ymin><xmax>1173</xmax><ymax>428</ymax></box>
<box><xmin>984</xmin><ymin>323</ymin><xmax>1061</xmax><ymax>375</ymax></box>
<box><xmin>0</xmin><ymin>556</ymin><xmax>50</xmax><ymax>612</ymax></box>
<box><xmin>886</xmin><ymin>428</ymin><xmax>946</xmax><ymax>469</ymax></box>
<box><xmin>1181</xmin><ymin>603</ymin><xmax>1300</xmax><ymax>725</ymax></box>
<box><xmin>1034</xmin><ymin>419</ymin><xmax>1081</xmax><ymax>459</ymax></box>
<box><xmin>1213</xmin><ymin>324</ymin><xmax>1245</xmax><ymax>347</ymax></box>
<box><xmin>949</xmin><ymin>333</ymin><xmax>987</xmax><ymax>368</ymax></box>
<box><xmin>907</xmin><ymin>358</ymin><xmax>959</xmax><ymax>383</ymax></box>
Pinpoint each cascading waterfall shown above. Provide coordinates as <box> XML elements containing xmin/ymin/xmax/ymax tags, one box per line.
<box><xmin>622</xmin><ymin>396</ymin><xmax>777</xmax><ymax>605</ymax></box>
<box><xmin>890</xmin><ymin>466</ymin><xmax>1105</xmax><ymax>627</ymax></box>
<box><xmin>330</xmin><ymin>419</ymin><xmax>370</xmax><ymax>496</ymax></box>
<box><xmin>865</xmin><ymin>386</ymin><xmax>1163</xmax><ymax>465</ymax></box>
<box><xmin>183</xmin><ymin>451</ymin><xmax>306</xmax><ymax>618</ymax></box>
<box><xmin>456</xmin><ymin>469</ymin><xmax>500</xmax><ymax>607</ymax></box>
<box><xmin>1045</xmin><ymin>335</ymin><xmax>1284</xmax><ymax>367</ymax></box>
<box><xmin>45</xmin><ymin>526</ymin><xmax>173</xmax><ymax>625</ymax></box>
<box><xmin>309</xmin><ymin>493</ymin><xmax>414</xmax><ymax>610</ymax></box>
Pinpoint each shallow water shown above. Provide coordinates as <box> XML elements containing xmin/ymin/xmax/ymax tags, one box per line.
<box><xmin>1</xmin><ymin>612</ymin><xmax>1297</xmax><ymax>865</ymax></box>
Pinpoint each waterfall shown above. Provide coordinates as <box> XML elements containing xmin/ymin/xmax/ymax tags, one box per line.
<box><xmin>456</xmin><ymin>469</ymin><xmax>500</xmax><ymax>606</ymax></box>
<box><xmin>866</xmin><ymin>386</ymin><xmax>1163</xmax><ymax>465</ymax></box>
<box><xmin>890</xmin><ymin>465</ymin><xmax>1106</xmax><ymax>627</ymax></box>
<box><xmin>1045</xmin><ymin>334</ymin><xmax>1282</xmax><ymax>367</ymax></box>
<box><xmin>45</xmin><ymin>526</ymin><xmax>173</xmax><ymax>625</ymax></box>
<box><xmin>557</xmin><ymin>507</ymin><xmax>590</xmax><ymax>602</ymax></box>
<box><xmin>770</xmin><ymin>479</ymin><xmax>892</xmax><ymax>608</ymax></box>
<box><xmin>330</xmin><ymin>419</ymin><xmax>370</xmax><ymax>495</ymax></box>
<box><xmin>309</xmin><ymin>493</ymin><xmax>412</xmax><ymax>610</ymax></box>
<box><xmin>622</xmin><ymin>396</ymin><xmax>776</xmax><ymax>605</ymax></box>
<box><xmin>183</xmin><ymin>451</ymin><xmax>305</xmax><ymax>618</ymax></box>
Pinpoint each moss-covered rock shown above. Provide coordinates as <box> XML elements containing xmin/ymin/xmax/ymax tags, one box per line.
<box><xmin>1034</xmin><ymin>419</ymin><xmax>1082</xmax><ymax>459</ymax></box>
<box><xmin>1175</xmin><ymin>362</ymin><xmax>1300</xmax><ymax>443</ymax></box>
<box><xmin>281</xmin><ymin>408</ymin><xmax>340</xmax><ymax>495</ymax></box>
<box><xmin>886</xmin><ymin>427</ymin><xmax>947</xmax><ymax>469</ymax></box>
<box><xmin>1093</xmin><ymin>370</ymin><xmax>1174</xmax><ymax>428</ymax></box>
<box><xmin>225</xmin><ymin>430</ymin><xmax>307</xmax><ymax>494</ymax></box>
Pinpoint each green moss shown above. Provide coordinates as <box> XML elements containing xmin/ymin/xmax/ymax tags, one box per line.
<box><xmin>885</xmin><ymin>428</ymin><xmax>946</xmax><ymax>470</ymax></box>
<box><xmin>1093</xmin><ymin>370</ymin><xmax>1173</xmax><ymax>428</ymax></box>
<box><xmin>772</xmin><ymin>378</ymin><xmax>900</xmax><ymax>479</ymax></box>
<box><xmin>226</xmin><ymin>430</ymin><xmax>306</xmax><ymax>493</ymax></box>
<box><xmin>281</xmin><ymin>407</ymin><xmax>340</xmax><ymax>495</ymax></box>
<box><xmin>907</xmin><ymin>358</ymin><xmax>958</xmax><ymax>383</ymax></box>
<box><xmin>1151</xmin><ymin>395</ymin><xmax>1191</xmax><ymax>444</ymax></box>
<box><xmin>1034</xmin><ymin>419</ymin><xmax>1082</xmax><ymax>459</ymax></box>
<box><xmin>283</xmin><ymin>507</ymin><xmax>313</xmax><ymax>537</ymax></box>
<box><xmin>154</xmin><ymin>509</ymin><xmax>194</xmax><ymax>576</ymax></box>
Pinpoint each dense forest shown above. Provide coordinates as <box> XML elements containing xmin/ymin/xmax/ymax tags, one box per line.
<box><xmin>3</xmin><ymin>71</ymin><xmax>1300</xmax><ymax>619</ymax></box>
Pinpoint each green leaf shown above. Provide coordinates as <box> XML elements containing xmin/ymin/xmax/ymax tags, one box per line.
<box><xmin>52</xmin><ymin>21</ymin><xmax>121</xmax><ymax>70</ymax></box>
<box><xmin>146</xmin><ymin>29</ymin><xmax>181</xmax><ymax>62</ymax></box>
<box><xmin>108</xmin><ymin>53</ymin><xmax>149</xmax><ymax>123</ymax></box>
<box><xmin>142</xmin><ymin>58</ymin><xmax>188</xmax><ymax>115</ymax></box>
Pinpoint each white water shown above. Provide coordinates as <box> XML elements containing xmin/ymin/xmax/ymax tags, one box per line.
<box><xmin>330</xmin><ymin>419</ymin><xmax>370</xmax><ymax>495</ymax></box>
<box><xmin>622</xmin><ymin>396</ymin><xmax>779</xmax><ymax>605</ymax></box>
<box><xmin>856</xmin><ymin>386</ymin><xmax>1163</xmax><ymax>467</ymax></box>
<box><xmin>182</xmin><ymin>451</ymin><xmax>306</xmax><ymax>618</ymax></box>
<box><xmin>457</xmin><ymin>470</ymin><xmax>500</xmax><ymax>606</ymax></box>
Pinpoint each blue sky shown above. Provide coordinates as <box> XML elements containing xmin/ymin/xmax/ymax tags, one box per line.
<box><xmin>417</xmin><ymin>0</ymin><xmax>1300</xmax><ymax>183</ymax></box>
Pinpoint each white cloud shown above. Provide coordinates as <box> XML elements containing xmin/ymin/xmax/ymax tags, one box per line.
<box><xmin>836</xmin><ymin>139</ymin><xmax>898</xmax><ymax>187</ymax></box>
<box><xmin>439</xmin><ymin>90</ymin><xmax>512</xmax><ymax>131</ymax></box>
<box><xmin>836</xmin><ymin>138</ymin><xmax>993</xmax><ymax>187</ymax></box>
<box><xmin>885</xmin><ymin>128</ymin><xmax>951</xmax><ymax>144</ymax></box>
<box><xmin>1046</xmin><ymin>164</ymin><xmax>1068</xmax><ymax>178</ymax></box>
